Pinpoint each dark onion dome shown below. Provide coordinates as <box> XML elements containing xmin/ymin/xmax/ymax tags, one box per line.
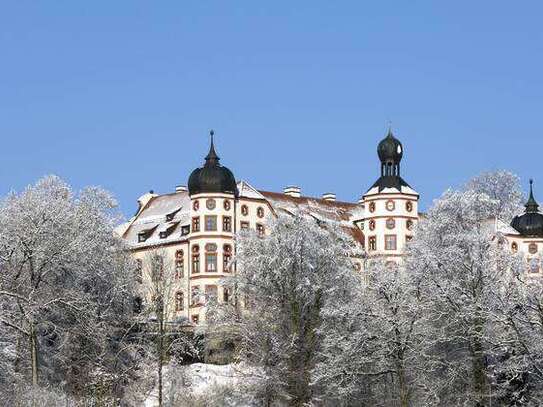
<box><xmin>188</xmin><ymin>130</ymin><xmax>238</xmax><ymax>197</ymax></box>
<box><xmin>367</xmin><ymin>128</ymin><xmax>412</xmax><ymax>192</ymax></box>
<box><xmin>511</xmin><ymin>179</ymin><xmax>543</xmax><ymax>237</ymax></box>
<box><xmin>378</xmin><ymin>128</ymin><xmax>403</xmax><ymax>165</ymax></box>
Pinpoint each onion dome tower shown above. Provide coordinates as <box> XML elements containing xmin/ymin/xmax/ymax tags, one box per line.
<box><xmin>368</xmin><ymin>128</ymin><xmax>413</xmax><ymax>192</ymax></box>
<box><xmin>511</xmin><ymin>179</ymin><xmax>543</xmax><ymax>237</ymax></box>
<box><xmin>362</xmin><ymin>128</ymin><xmax>419</xmax><ymax>258</ymax></box>
<box><xmin>188</xmin><ymin>130</ymin><xmax>238</xmax><ymax>197</ymax></box>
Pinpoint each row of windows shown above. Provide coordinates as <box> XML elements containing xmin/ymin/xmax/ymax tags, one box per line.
<box><xmin>192</xmin><ymin>216</ymin><xmax>265</xmax><ymax>235</ymax></box>
<box><xmin>511</xmin><ymin>242</ymin><xmax>540</xmax><ymax>255</ymax></box>
<box><xmin>363</xmin><ymin>218</ymin><xmax>414</xmax><ymax>231</ymax></box>
<box><xmin>184</xmin><ymin>284</ymin><xmax>232</xmax><ymax>309</ymax></box>
<box><xmin>367</xmin><ymin>235</ymin><xmax>412</xmax><ymax>251</ymax></box>
<box><xmin>134</xmin><ymin>245</ymin><xmax>233</xmax><ymax>282</ymax></box>
<box><xmin>191</xmin><ymin>199</ymin><xmax>266</xmax><ymax>219</ymax></box>
<box><xmin>368</xmin><ymin>200</ymin><xmax>414</xmax><ymax>214</ymax></box>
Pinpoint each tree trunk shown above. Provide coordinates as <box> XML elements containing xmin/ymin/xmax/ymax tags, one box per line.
<box><xmin>158</xmin><ymin>320</ymin><xmax>164</xmax><ymax>407</ymax></box>
<box><xmin>30</xmin><ymin>324</ymin><xmax>39</xmax><ymax>386</ymax></box>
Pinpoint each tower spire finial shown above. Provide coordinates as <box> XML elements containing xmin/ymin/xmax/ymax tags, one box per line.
<box><xmin>205</xmin><ymin>129</ymin><xmax>219</xmax><ymax>165</ymax></box>
<box><xmin>526</xmin><ymin>178</ymin><xmax>539</xmax><ymax>213</ymax></box>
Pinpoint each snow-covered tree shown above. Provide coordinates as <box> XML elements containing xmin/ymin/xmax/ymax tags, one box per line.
<box><xmin>0</xmin><ymin>176</ymin><xmax>136</xmax><ymax>399</ymax></box>
<box><xmin>208</xmin><ymin>214</ymin><xmax>361</xmax><ymax>406</ymax></box>
<box><xmin>315</xmin><ymin>258</ymin><xmax>425</xmax><ymax>407</ymax></box>
<box><xmin>405</xmin><ymin>187</ymin><xmax>518</xmax><ymax>405</ymax></box>
<box><xmin>465</xmin><ymin>170</ymin><xmax>524</xmax><ymax>222</ymax></box>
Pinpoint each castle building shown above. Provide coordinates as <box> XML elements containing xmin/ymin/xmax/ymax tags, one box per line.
<box><xmin>118</xmin><ymin>129</ymin><xmax>543</xmax><ymax>324</ymax></box>
<box><xmin>118</xmin><ymin>129</ymin><xmax>420</xmax><ymax>324</ymax></box>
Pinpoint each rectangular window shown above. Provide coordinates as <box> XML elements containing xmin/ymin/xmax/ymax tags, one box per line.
<box><xmin>181</xmin><ymin>225</ymin><xmax>190</xmax><ymax>235</ymax></box>
<box><xmin>223</xmin><ymin>254</ymin><xmax>231</xmax><ymax>272</ymax></box>
<box><xmin>223</xmin><ymin>216</ymin><xmax>232</xmax><ymax>232</ymax></box>
<box><xmin>256</xmin><ymin>223</ymin><xmax>265</xmax><ymax>237</ymax></box>
<box><xmin>240</xmin><ymin>221</ymin><xmax>249</xmax><ymax>231</ymax></box>
<box><xmin>175</xmin><ymin>260</ymin><xmax>184</xmax><ymax>279</ymax></box>
<box><xmin>192</xmin><ymin>217</ymin><xmax>200</xmax><ymax>232</ymax></box>
<box><xmin>205</xmin><ymin>285</ymin><xmax>218</xmax><ymax>303</ymax></box>
<box><xmin>368</xmin><ymin>236</ymin><xmax>377</xmax><ymax>251</ymax></box>
<box><xmin>385</xmin><ymin>235</ymin><xmax>397</xmax><ymax>251</ymax></box>
<box><xmin>205</xmin><ymin>215</ymin><xmax>217</xmax><ymax>231</ymax></box>
<box><xmin>223</xmin><ymin>287</ymin><xmax>231</xmax><ymax>303</ymax></box>
<box><xmin>191</xmin><ymin>286</ymin><xmax>201</xmax><ymax>306</ymax></box>
<box><xmin>192</xmin><ymin>254</ymin><xmax>200</xmax><ymax>274</ymax></box>
<box><xmin>206</xmin><ymin>253</ymin><xmax>217</xmax><ymax>273</ymax></box>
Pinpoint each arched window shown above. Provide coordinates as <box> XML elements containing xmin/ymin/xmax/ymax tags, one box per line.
<box><xmin>512</xmin><ymin>242</ymin><xmax>518</xmax><ymax>253</ymax></box>
<box><xmin>369</xmin><ymin>220</ymin><xmax>376</xmax><ymax>231</ymax></box>
<box><xmin>406</xmin><ymin>201</ymin><xmax>413</xmax><ymax>212</ymax></box>
<box><xmin>175</xmin><ymin>291</ymin><xmax>184</xmax><ymax>311</ymax></box>
<box><xmin>192</xmin><ymin>245</ymin><xmax>200</xmax><ymax>274</ymax></box>
<box><xmin>406</xmin><ymin>220</ymin><xmax>414</xmax><ymax>231</ymax></box>
<box><xmin>256</xmin><ymin>223</ymin><xmax>265</xmax><ymax>236</ymax></box>
<box><xmin>193</xmin><ymin>200</ymin><xmax>199</xmax><ymax>211</ymax></box>
<box><xmin>175</xmin><ymin>250</ymin><xmax>184</xmax><ymax>279</ymax></box>
<box><xmin>529</xmin><ymin>243</ymin><xmax>538</xmax><ymax>255</ymax></box>
<box><xmin>224</xmin><ymin>200</ymin><xmax>231</xmax><ymax>210</ymax></box>
<box><xmin>257</xmin><ymin>207</ymin><xmax>265</xmax><ymax>218</ymax></box>
<box><xmin>223</xmin><ymin>244</ymin><xmax>232</xmax><ymax>272</ymax></box>
<box><xmin>369</xmin><ymin>202</ymin><xmax>376</xmax><ymax>213</ymax></box>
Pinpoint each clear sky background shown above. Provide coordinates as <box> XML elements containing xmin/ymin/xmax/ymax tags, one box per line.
<box><xmin>1</xmin><ymin>1</ymin><xmax>542</xmax><ymax>217</ymax></box>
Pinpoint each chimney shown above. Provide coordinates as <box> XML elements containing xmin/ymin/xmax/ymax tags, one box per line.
<box><xmin>175</xmin><ymin>185</ymin><xmax>188</xmax><ymax>193</ymax></box>
<box><xmin>284</xmin><ymin>186</ymin><xmax>301</xmax><ymax>198</ymax></box>
<box><xmin>322</xmin><ymin>193</ymin><xmax>336</xmax><ymax>202</ymax></box>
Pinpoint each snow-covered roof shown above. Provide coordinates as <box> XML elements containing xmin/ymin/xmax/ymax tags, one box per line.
<box><xmin>121</xmin><ymin>182</ymin><xmax>366</xmax><ymax>248</ymax></box>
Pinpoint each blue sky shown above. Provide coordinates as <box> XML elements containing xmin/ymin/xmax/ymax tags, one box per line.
<box><xmin>1</xmin><ymin>1</ymin><xmax>542</xmax><ymax>216</ymax></box>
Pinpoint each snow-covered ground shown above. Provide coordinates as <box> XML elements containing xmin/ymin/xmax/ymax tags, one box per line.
<box><xmin>144</xmin><ymin>363</ymin><xmax>241</xmax><ymax>407</ymax></box>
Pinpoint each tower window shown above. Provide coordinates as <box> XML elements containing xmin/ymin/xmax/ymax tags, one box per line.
<box><xmin>205</xmin><ymin>285</ymin><xmax>218</xmax><ymax>302</ymax></box>
<box><xmin>206</xmin><ymin>199</ymin><xmax>216</xmax><ymax>210</ymax></box>
<box><xmin>257</xmin><ymin>207</ymin><xmax>265</xmax><ymax>218</ymax></box>
<box><xmin>223</xmin><ymin>244</ymin><xmax>232</xmax><ymax>272</ymax></box>
<box><xmin>240</xmin><ymin>221</ymin><xmax>249</xmax><ymax>230</ymax></box>
<box><xmin>407</xmin><ymin>220</ymin><xmax>414</xmax><ymax>231</ymax></box>
<box><xmin>193</xmin><ymin>200</ymin><xmax>199</xmax><ymax>211</ymax></box>
<box><xmin>369</xmin><ymin>220</ymin><xmax>376</xmax><ymax>231</ymax></box>
<box><xmin>406</xmin><ymin>201</ymin><xmax>413</xmax><ymax>212</ymax></box>
<box><xmin>223</xmin><ymin>216</ymin><xmax>232</xmax><ymax>232</ymax></box>
<box><xmin>224</xmin><ymin>200</ymin><xmax>231</xmax><ymax>210</ymax></box>
<box><xmin>529</xmin><ymin>243</ymin><xmax>538</xmax><ymax>255</ymax></box>
<box><xmin>386</xmin><ymin>218</ymin><xmax>395</xmax><ymax>229</ymax></box>
<box><xmin>385</xmin><ymin>235</ymin><xmax>397</xmax><ymax>251</ymax></box>
<box><xmin>192</xmin><ymin>217</ymin><xmax>200</xmax><ymax>232</ymax></box>
<box><xmin>205</xmin><ymin>215</ymin><xmax>217</xmax><ymax>231</ymax></box>
<box><xmin>175</xmin><ymin>291</ymin><xmax>184</xmax><ymax>311</ymax></box>
<box><xmin>529</xmin><ymin>258</ymin><xmax>540</xmax><ymax>274</ymax></box>
<box><xmin>386</xmin><ymin>200</ymin><xmax>395</xmax><ymax>211</ymax></box>
<box><xmin>369</xmin><ymin>202</ymin><xmax>376</xmax><ymax>213</ymax></box>
<box><xmin>192</xmin><ymin>245</ymin><xmax>200</xmax><ymax>274</ymax></box>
